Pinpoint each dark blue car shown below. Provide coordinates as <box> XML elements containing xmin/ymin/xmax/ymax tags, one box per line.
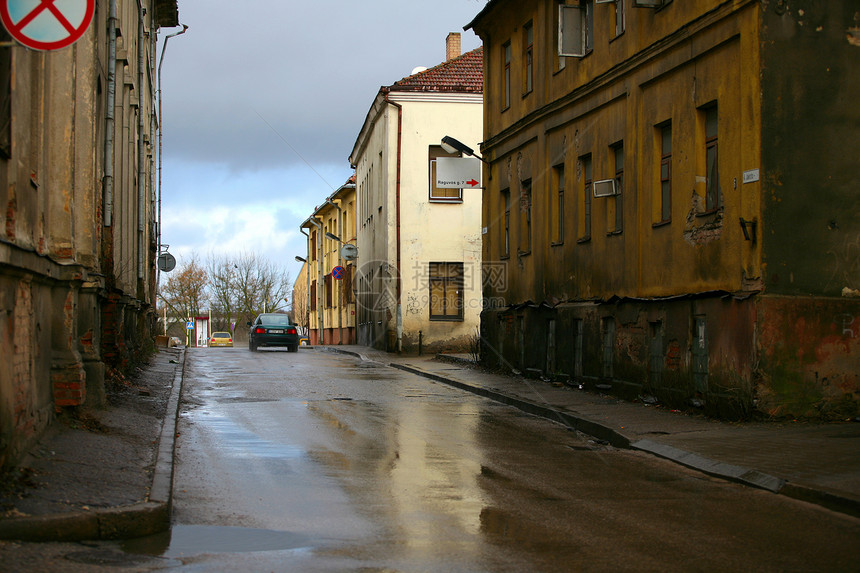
<box><xmin>248</xmin><ymin>313</ymin><xmax>299</xmax><ymax>352</ymax></box>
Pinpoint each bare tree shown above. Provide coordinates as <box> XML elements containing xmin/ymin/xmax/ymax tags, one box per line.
<box><xmin>159</xmin><ymin>255</ymin><xmax>209</xmax><ymax>334</ymax></box>
<box><xmin>206</xmin><ymin>255</ymin><xmax>241</xmax><ymax>334</ymax></box>
<box><xmin>214</xmin><ymin>251</ymin><xmax>293</xmax><ymax>330</ymax></box>
<box><xmin>292</xmin><ymin>275</ymin><xmax>308</xmax><ymax>332</ymax></box>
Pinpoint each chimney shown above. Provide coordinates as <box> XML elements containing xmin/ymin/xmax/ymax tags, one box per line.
<box><xmin>446</xmin><ymin>32</ymin><xmax>461</xmax><ymax>61</ymax></box>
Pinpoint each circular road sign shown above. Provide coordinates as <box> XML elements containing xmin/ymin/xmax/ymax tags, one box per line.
<box><xmin>1</xmin><ymin>0</ymin><xmax>95</xmax><ymax>51</ymax></box>
<box><xmin>340</xmin><ymin>244</ymin><xmax>358</xmax><ymax>261</ymax></box>
<box><xmin>157</xmin><ymin>252</ymin><xmax>176</xmax><ymax>273</ymax></box>
<box><xmin>332</xmin><ymin>266</ymin><xmax>345</xmax><ymax>280</ymax></box>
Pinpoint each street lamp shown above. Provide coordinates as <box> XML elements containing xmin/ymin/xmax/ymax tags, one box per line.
<box><xmin>295</xmin><ymin>256</ymin><xmax>307</xmax><ymax>263</ymax></box>
<box><xmin>325</xmin><ymin>232</ymin><xmax>342</xmax><ymax>243</ymax></box>
<box><xmin>441</xmin><ymin>135</ymin><xmax>489</xmax><ymax>164</ymax></box>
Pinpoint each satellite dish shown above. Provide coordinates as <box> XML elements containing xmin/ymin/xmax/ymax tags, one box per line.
<box><xmin>157</xmin><ymin>252</ymin><xmax>176</xmax><ymax>272</ymax></box>
<box><xmin>341</xmin><ymin>244</ymin><xmax>358</xmax><ymax>261</ymax></box>
<box><xmin>411</xmin><ymin>66</ymin><xmax>428</xmax><ymax>75</ymax></box>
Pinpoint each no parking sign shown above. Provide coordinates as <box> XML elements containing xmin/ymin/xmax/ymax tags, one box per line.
<box><xmin>0</xmin><ymin>0</ymin><xmax>95</xmax><ymax>51</ymax></box>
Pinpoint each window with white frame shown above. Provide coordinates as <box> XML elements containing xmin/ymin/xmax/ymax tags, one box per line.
<box><xmin>559</xmin><ymin>0</ymin><xmax>593</xmax><ymax>57</ymax></box>
<box><xmin>429</xmin><ymin>145</ymin><xmax>463</xmax><ymax>202</ymax></box>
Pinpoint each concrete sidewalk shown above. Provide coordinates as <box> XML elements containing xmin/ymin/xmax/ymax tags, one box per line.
<box><xmin>325</xmin><ymin>345</ymin><xmax>860</xmax><ymax>519</ymax></box>
<box><xmin>0</xmin><ymin>347</ymin><xmax>184</xmax><ymax>542</ymax></box>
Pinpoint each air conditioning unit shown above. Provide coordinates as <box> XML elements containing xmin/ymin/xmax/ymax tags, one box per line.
<box><xmin>593</xmin><ymin>179</ymin><xmax>618</xmax><ymax>198</ymax></box>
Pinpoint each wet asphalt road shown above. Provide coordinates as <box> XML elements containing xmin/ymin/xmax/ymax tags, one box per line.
<box><xmin>6</xmin><ymin>347</ymin><xmax>857</xmax><ymax>572</ymax></box>
<box><xmin>115</xmin><ymin>347</ymin><xmax>858</xmax><ymax>572</ymax></box>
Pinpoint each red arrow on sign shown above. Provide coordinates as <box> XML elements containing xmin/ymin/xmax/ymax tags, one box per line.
<box><xmin>466</xmin><ymin>179</ymin><xmax>480</xmax><ymax>187</ymax></box>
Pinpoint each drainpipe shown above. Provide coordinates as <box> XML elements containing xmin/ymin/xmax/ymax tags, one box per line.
<box><xmin>300</xmin><ymin>227</ymin><xmax>310</xmax><ymax>335</ymax></box>
<box><xmin>326</xmin><ymin>198</ymin><xmax>343</xmax><ymax>344</ymax></box>
<box><xmin>137</xmin><ymin>1</ymin><xmax>146</xmax><ymax>280</ymax></box>
<box><xmin>156</xmin><ymin>23</ymin><xmax>189</xmax><ymax>288</ymax></box>
<box><xmin>384</xmin><ymin>91</ymin><xmax>403</xmax><ymax>353</ymax></box>
<box><xmin>103</xmin><ymin>0</ymin><xmax>117</xmax><ymax>227</ymax></box>
<box><xmin>308</xmin><ymin>218</ymin><xmax>324</xmax><ymax>345</ymax></box>
<box><xmin>149</xmin><ymin>8</ymin><xmax>157</xmax><ymax>270</ymax></box>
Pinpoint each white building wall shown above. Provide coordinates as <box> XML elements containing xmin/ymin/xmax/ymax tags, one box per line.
<box><xmin>393</xmin><ymin>94</ymin><xmax>483</xmax><ymax>350</ymax></box>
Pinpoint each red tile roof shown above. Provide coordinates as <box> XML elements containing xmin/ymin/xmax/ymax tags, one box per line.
<box><xmin>389</xmin><ymin>47</ymin><xmax>483</xmax><ymax>94</ymax></box>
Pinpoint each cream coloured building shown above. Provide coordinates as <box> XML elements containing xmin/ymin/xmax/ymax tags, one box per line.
<box><xmin>348</xmin><ymin>35</ymin><xmax>483</xmax><ymax>353</ymax></box>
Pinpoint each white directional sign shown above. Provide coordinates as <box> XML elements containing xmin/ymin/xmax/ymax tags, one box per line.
<box><xmin>0</xmin><ymin>0</ymin><xmax>95</xmax><ymax>51</ymax></box>
<box><xmin>435</xmin><ymin>157</ymin><xmax>482</xmax><ymax>189</ymax></box>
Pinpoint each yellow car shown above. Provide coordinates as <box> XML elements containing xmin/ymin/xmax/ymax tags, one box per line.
<box><xmin>209</xmin><ymin>332</ymin><xmax>233</xmax><ymax>347</ymax></box>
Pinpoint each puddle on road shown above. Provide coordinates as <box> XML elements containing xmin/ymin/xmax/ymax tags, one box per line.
<box><xmin>122</xmin><ymin>525</ymin><xmax>314</xmax><ymax>558</ymax></box>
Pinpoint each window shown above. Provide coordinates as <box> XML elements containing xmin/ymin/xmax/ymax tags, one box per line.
<box><xmin>602</xmin><ymin>317</ymin><xmax>615</xmax><ymax>379</ymax></box>
<box><xmin>555</xmin><ymin>1</ymin><xmax>567</xmax><ymax>71</ymax></box>
<box><xmin>692</xmin><ymin>316</ymin><xmax>709</xmax><ymax>392</ymax></box>
<box><xmin>611</xmin><ymin>143</ymin><xmax>623</xmax><ymax>233</ymax></box>
<box><xmin>429</xmin><ymin>262</ymin><xmax>464</xmax><ymax>321</ymax></box>
<box><xmin>704</xmin><ymin>104</ymin><xmax>720</xmax><ymax>211</ymax></box>
<box><xmin>311</xmin><ymin>231</ymin><xmax>318</xmax><ymax>261</ymax></box>
<box><xmin>558</xmin><ymin>2</ymin><xmax>592</xmax><ymax>58</ymax></box>
<box><xmin>502</xmin><ymin>188</ymin><xmax>511</xmax><ymax>258</ymax></box>
<box><xmin>552</xmin><ymin>164</ymin><xmax>565</xmax><ymax>244</ymax></box>
<box><xmin>573</xmin><ymin>319</ymin><xmax>584</xmax><ymax>379</ymax></box>
<box><xmin>519</xmin><ymin>179</ymin><xmax>532</xmax><ymax>254</ymax></box>
<box><xmin>614</xmin><ymin>0</ymin><xmax>626</xmax><ymax>37</ymax></box>
<box><xmin>310</xmin><ymin>281</ymin><xmax>317</xmax><ymax>311</ymax></box>
<box><xmin>523</xmin><ymin>22</ymin><xmax>534</xmax><ymax>94</ymax></box>
<box><xmin>579</xmin><ymin>154</ymin><xmax>593</xmax><ymax>240</ymax></box>
<box><xmin>659</xmin><ymin>122</ymin><xmax>672</xmax><ymax>223</ymax></box>
<box><xmin>546</xmin><ymin>319</ymin><xmax>557</xmax><ymax>374</ymax></box>
<box><xmin>343</xmin><ymin>265</ymin><xmax>354</xmax><ymax>304</ymax></box>
<box><xmin>649</xmin><ymin>321</ymin><xmax>663</xmax><ymax>385</ymax></box>
<box><xmin>502</xmin><ymin>41</ymin><xmax>511</xmax><ymax>110</ymax></box>
<box><xmin>585</xmin><ymin>0</ymin><xmax>594</xmax><ymax>52</ymax></box>
<box><xmin>325</xmin><ymin>273</ymin><xmax>333</xmax><ymax>308</ymax></box>
<box><xmin>429</xmin><ymin>145</ymin><xmax>462</xmax><ymax>201</ymax></box>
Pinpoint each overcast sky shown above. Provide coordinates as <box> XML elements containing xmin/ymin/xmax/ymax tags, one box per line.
<box><xmin>159</xmin><ymin>0</ymin><xmax>485</xmax><ymax>285</ymax></box>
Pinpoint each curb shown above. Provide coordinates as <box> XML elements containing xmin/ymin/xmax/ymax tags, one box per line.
<box><xmin>0</xmin><ymin>348</ymin><xmax>185</xmax><ymax>542</ymax></box>
<box><xmin>380</xmin><ymin>360</ymin><xmax>860</xmax><ymax>519</ymax></box>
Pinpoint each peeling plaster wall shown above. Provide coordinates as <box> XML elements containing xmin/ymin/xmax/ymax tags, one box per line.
<box><xmin>0</xmin><ymin>1</ymin><xmax>169</xmax><ymax>469</ymax></box>
<box><xmin>473</xmin><ymin>0</ymin><xmax>858</xmax><ymax>419</ymax></box>
<box><xmin>756</xmin><ymin>1</ymin><xmax>860</xmax><ymax>417</ymax></box>
<box><xmin>761</xmin><ymin>2</ymin><xmax>860</xmax><ymax>298</ymax></box>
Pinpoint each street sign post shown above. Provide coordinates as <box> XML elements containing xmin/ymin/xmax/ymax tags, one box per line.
<box><xmin>435</xmin><ymin>157</ymin><xmax>482</xmax><ymax>189</ymax></box>
<box><xmin>0</xmin><ymin>0</ymin><xmax>95</xmax><ymax>51</ymax></box>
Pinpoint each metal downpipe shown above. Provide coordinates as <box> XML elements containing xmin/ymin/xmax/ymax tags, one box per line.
<box><xmin>103</xmin><ymin>0</ymin><xmax>117</xmax><ymax>227</ymax></box>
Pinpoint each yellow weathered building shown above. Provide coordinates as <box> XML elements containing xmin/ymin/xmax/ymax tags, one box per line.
<box><xmin>300</xmin><ymin>177</ymin><xmax>357</xmax><ymax>345</ymax></box>
<box><xmin>0</xmin><ymin>1</ymin><xmax>182</xmax><ymax>468</ymax></box>
<box><xmin>468</xmin><ymin>0</ymin><xmax>859</xmax><ymax>418</ymax></box>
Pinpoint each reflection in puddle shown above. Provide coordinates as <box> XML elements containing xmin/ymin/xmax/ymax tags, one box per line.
<box><xmin>122</xmin><ymin>525</ymin><xmax>314</xmax><ymax>558</ymax></box>
<box><xmin>197</xmin><ymin>413</ymin><xmax>306</xmax><ymax>460</ymax></box>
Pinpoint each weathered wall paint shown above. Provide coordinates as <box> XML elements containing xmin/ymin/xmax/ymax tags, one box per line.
<box><xmin>0</xmin><ymin>1</ymin><xmax>178</xmax><ymax>469</ymax></box>
<box><xmin>472</xmin><ymin>0</ymin><xmax>859</xmax><ymax>419</ymax></box>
